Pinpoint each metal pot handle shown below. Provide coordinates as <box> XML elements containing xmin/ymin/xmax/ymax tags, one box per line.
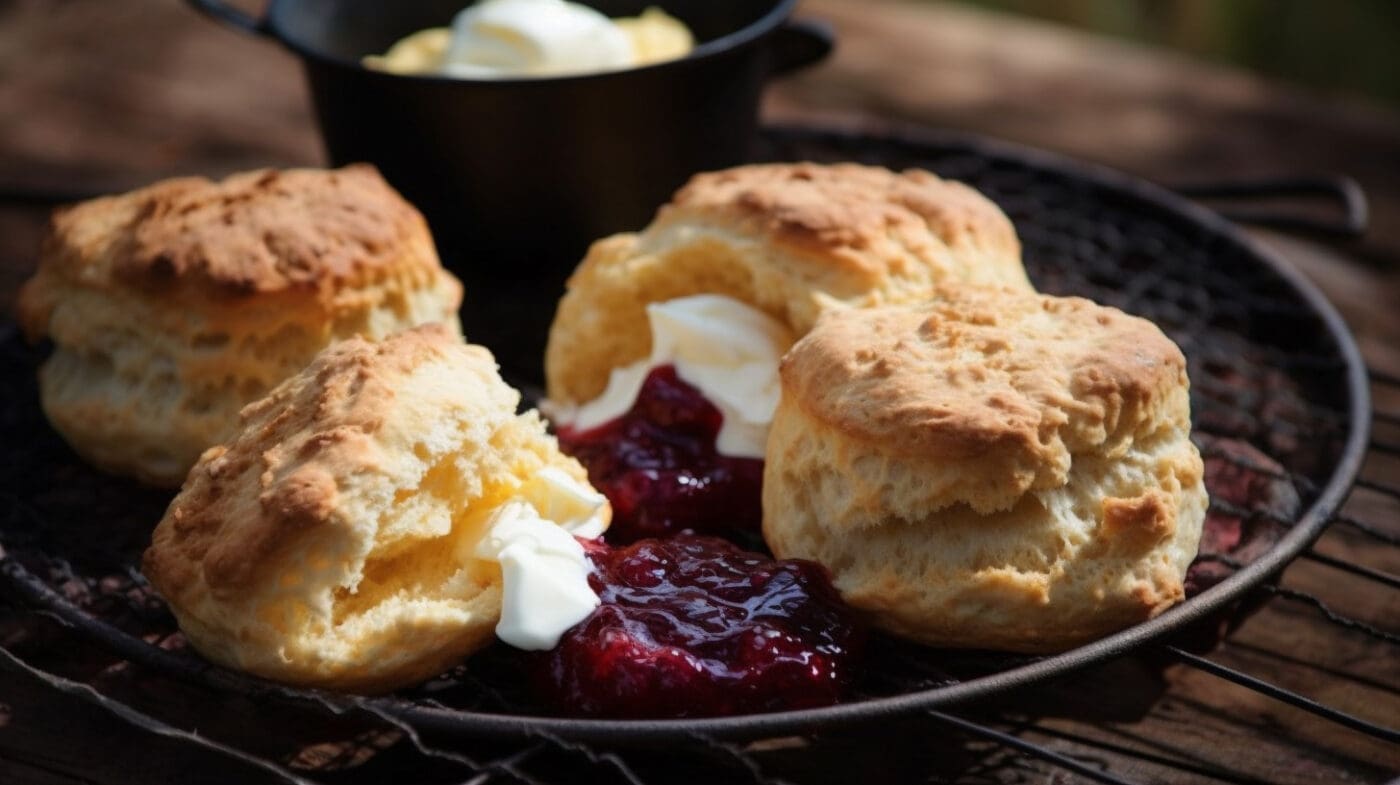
<box><xmin>769</xmin><ymin>18</ymin><xmax>835</xmax><ymax>77</ymax></box>
<box><xmin>1173</xmin><ymin>175</ymin><xmax>1369</xmax><ymax>239</ymax></box>
<box><xmin>184</xmin><ymin>0</ymin><xmax>272</xmax><ymax>37</ymax></box>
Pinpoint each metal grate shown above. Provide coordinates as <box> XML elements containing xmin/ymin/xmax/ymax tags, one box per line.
<box><xmin>0</xmin><ymin>126</ymin><xmax>1393</xmax><ymax>782</ymax></box>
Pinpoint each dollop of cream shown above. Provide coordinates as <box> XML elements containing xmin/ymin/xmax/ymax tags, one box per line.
<box><xmin>443</xmin><ymin>0</ymin><xmax>632</xmax><ymax>78</ymax></box>
<box><xmin>561</xmin><ymin>295</ymin><xmax>795</xmax><ymax>459</ymax></box>
<box><xmin>474</xmin><ymin>467</ymin><xmax>607</xmax><ymax>650</ymax></box>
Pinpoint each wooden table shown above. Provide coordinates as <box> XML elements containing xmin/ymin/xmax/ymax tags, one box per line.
<box><xmin>1</xmin><ymin>1</ymin><xmax>1397</xmax><ymax>783</ymax></box>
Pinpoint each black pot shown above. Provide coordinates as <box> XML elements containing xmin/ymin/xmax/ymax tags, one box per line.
<box><xmin>186</xmin><ymin>0</ymin><xmax>833</xmax><ymax>372</ymax></box>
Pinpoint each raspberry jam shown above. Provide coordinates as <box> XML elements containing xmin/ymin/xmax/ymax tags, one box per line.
<box><xmin>555</xmin><ymin>365</ymin><xmax>764</xmax><ymax>543</ymax></box>
<box><xmin>1185</xmin><ymin>435</ymin><xmax>1296</xmax><ymax>596</ymax></box>
<box><xmin>533</xmin><ymin>535</ymin><xmax>866</xmax><ymax>718</ymax></box>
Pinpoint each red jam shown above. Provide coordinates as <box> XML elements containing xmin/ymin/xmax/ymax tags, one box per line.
<box><xmin>555</xmin><ymin>365</ymin><xmax>764</xmax><ymax>544</ymax></box>
<box><xmin>1186</xmin><ymin>435</ymin><xmax>1296</xmax><ymax>596</ymax></box>
<box><xmin>532</xmin><ymin>535</ymin><xmax>865</xmax><ymax>718</ymax></box>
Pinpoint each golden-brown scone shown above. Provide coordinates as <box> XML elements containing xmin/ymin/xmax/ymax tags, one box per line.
<box><xmin>17</xmin><ymin>165</ymin><xmax>464</xmax><ymax>486</ymax></box>
<box><xmin>763</xmin><ymin>289</ymin><xmax>1207</xmax><ymax>653</ymax></box>
<box><xmin>545</xmin><ymin>162</ymin><xmax>1032</xmax><ymax>405</ymax></box>
<box><xmin>142</xmin><ymin>325</ymin><xmax>605</xmax><ymax>693</ymax></box>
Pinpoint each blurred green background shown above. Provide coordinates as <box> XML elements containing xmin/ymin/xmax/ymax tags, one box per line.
<box><xmin>949</xmin><ymin>0</ymin><xmax>1400</xmax><ymax>106</ymax></box>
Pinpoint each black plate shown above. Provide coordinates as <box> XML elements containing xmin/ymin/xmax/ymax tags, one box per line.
<box><xmin>0</xmin><ymin>125</ymin><xmax>1370</xmax><ymax>744</ymax></box>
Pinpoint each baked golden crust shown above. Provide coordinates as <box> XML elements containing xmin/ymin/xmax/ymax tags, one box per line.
<box><xmin>19</xmin><ymin>164</ymin><xmax>440</xmax><ymax>313</ymax></box>
<box><xmin>545</xmin><ymin>162</ymin><xmax>1031</xmax><ymax>404</ymax></box>
<box><xmin>762</xmin><ymin>292</ymin><xmax>1206</xmax><ymax>653</ymax></box>
<box><xmin>779</xmin><ymin>287</ymin><xmax>1189</xmax><ymax>514</ymax></box>
<box><xmin>16</xmin><ymin>165</ymin><xmax>464</xmax><ymax>486</ymax></box>
<box><xmin>662</xmin><ymin>163</ymin><xmax>1023</xmax><ymax>281</ymax></box>
<box><xmin>143</xmin><ymin>325</ymin><xmax>602</xmax><ymax>693</ymax></box>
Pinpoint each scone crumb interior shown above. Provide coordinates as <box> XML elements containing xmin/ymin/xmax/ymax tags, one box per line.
<box><xmin>143</xmin><ymin>325</ymin><xmax>600</xmax><ymax>692</ymax></box>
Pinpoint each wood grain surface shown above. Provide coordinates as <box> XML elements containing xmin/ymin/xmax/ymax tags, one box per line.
<box><xmin>0</xmin><ymin>1</ymin><xmax>1397</xmax><ymax>783</ymax></box>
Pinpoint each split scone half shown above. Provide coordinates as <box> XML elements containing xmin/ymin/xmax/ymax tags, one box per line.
<box><xmin>545</xmin><ymin>162</ymin><xmax>1033</xmax><ymax>408</ymax></box>
<box><xmin>762</xmin><ymin>288</ymin><xmax>1207</xmax><ymax>653</ymax></box>
<box><xmin>18</xmin><ymin>165</ymin><xmax>464</xmax><ymax>486</ymax></box>
<box><xmin>142</xmin><ymin>325</ymin><xmax>609</xmax><ymax>693</ymax></box>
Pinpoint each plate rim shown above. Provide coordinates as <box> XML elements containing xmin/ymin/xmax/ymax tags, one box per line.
<box><xmin>0</xmin><ymin>122</ymin><xmax>1372</xmax><ymax>744</ymax></box>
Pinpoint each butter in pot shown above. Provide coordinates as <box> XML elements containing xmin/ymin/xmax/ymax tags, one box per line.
<box><xmin>364</xmin><ymin>0</ymin><xmax>695</xmax><ymax>78</ymax></box>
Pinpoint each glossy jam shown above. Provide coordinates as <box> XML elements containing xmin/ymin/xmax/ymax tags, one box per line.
<box><xmin>533</xmin><ymin>535</ymin><xmax>865</xmax><ymax>718</ymax></box>
<box><xmin>555</xmin><ymin>365</ymin><xmax>764</xmax><ymax>543</ymax></box>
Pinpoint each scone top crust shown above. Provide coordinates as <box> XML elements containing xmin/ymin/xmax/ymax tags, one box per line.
<box><xmin>142</xmin><ymin>323</ymin><xmax>507</xmax><ymax>601</ymax></box>
<box><xmin>142</xmin><ymin>324</ymin><xmax>595</xmax><ymax>691</ymax></box>
<box><xmin>652</xmin><ymin>162</ymin><xmax>1024</xmax><ymax>287</ymax></box>
<box><xmin>781</xmin><ymin>288</ymin><xmax>1190</xmax><ymax>514</ymax></box>
<box><xmin>546</xmin><ymin>162</ymin><xmax>1032</xmax><ymax>404</ymax></box>
<box><xmin>19</xmin><ymin>164</ymin><xmax>455</xmax><ymax>334</ymax></box>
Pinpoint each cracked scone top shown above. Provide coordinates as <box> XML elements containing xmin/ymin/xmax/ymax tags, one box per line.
<box><xmin>17</xmin><ymin>164</ymin><xmax>464</xmax><ymax>486</ymax></box>
<box><xmin>545</xmin><ymin>162</ymin><xmax>1032</xmax><ymax>405</ymax></box>
<box><xmin>142</xmin><ymin>325</ymin><xmax>606</xmax><ymax>693</ymax></box>
<box><xmin>762</xmin><ymin>288</ymin><xmax>1207</xmax><ymax>653</ymax></box>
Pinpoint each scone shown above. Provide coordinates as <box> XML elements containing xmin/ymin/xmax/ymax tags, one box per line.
<box><xmin>762</xmin><ymin>289</ymin><xmax>1207</xmax><ymax>653</ymax></box>
<box><xmin>142</xmin><ymin>325</ymin><xmax>608</xmax><ymax>693</ymax></box>
<box><xmin>17</xmin><ymin>165</ymin><xmax>464</xmax><ymax>487</ymax></box>
<box><xmin>545</xmin><ymin>162</ymin><xmax>1032</xmax><ymax>406</ymax></box>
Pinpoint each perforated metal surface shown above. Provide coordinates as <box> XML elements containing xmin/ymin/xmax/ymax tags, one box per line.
<box><xmin>0</xmin><ymin>126</ymin><xmax>1369</xmax><ymax>757</ymax></box>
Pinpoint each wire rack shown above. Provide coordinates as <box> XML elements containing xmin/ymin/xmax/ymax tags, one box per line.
<box><xmin>0</xmin><ymin>126</ymin><xmax>1395</xmax><ymax>783</ymax></box>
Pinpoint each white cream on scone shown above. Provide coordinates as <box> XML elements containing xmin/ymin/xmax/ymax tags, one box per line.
<box><xmin>553</xmin><ymin>294</ymin><xmax>795</xmax><ymax>459</ymax></box>
<box><xmin>474</xmin><ymin>467</ymin><xmax>607</xmax><ymax>650</ymax></box>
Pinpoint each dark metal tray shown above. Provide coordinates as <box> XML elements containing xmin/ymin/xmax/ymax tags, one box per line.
<box><xmin>0</xmin><ymin>125</ymin><xmax>1370</xmax><ymax>747</ymax></box>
